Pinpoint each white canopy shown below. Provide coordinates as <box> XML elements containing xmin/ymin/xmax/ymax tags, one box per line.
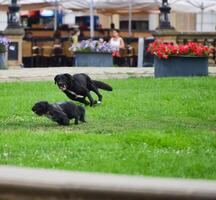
<box><xmin>0</xmin><ymin>0</ymin><xmax>215</xmax><ymax>13</ymax></box>
<box><xmin>0</xmin><ymin>0</ymin><xmax>215</xmax><ymax>34</ymax></box>
<box><xmin>169</xmin><ymin>0</ymin><xmax>216</xmax><ymax>31</ymax></box>
<box><xmin>171</xmin><ymin>0</ymin><xmax>216</xmax><ymax>12</ymax></box>
<box><xmin>0</xmin><ymin>0</ymin><xmax>159</xmax><ymax>12</ymax></box>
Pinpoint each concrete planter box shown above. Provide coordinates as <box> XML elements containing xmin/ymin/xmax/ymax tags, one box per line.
<box><xmin>154</xmin><ymin>56</ymin><xmax>208</xmax><ymax>78</ymax></box>
<box><xmin>75</xmin><ymin>52</ymin><xmax>113</xmax><ymax>67</ymax></box>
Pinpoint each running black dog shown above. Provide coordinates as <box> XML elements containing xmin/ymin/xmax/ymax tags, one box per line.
<box><xmin>32</xmin><ymin>101</ymin><xmax>86</xmax><ymax>125</ymax></box>
<box><xmin>54</xmin><ymin>73</ymin><xmax>113</xmax><ymax>106</ymax></box>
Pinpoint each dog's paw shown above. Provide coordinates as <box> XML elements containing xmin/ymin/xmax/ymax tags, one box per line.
<box><xmin>90</xmin><ymin>100</ymin><xmax>97</xmax><ymax>107</ymax></box>
<box><xmin>97</xmin><ymin>101</ymin><xmax>102</xmax><ymax>104</ymax></box>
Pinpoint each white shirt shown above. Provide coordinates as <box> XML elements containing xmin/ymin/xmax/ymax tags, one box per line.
<box><xmin>110</xmin><ymin>38</ymin><xmax>121</xmax><ymax>50</ymax></box>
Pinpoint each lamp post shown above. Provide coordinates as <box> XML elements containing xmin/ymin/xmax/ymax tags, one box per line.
<box><xmin>152</xmin><ymin>0</ymin><xmax>178</xmax><ymax>48</ymax></box>
<box><xmin>158</xmin><ymin>0</ymin><xmax>174</xmax><ymax>29</ymax></box>
<box><xmin>4</xmin><ymin>0</ymin><xmax>24</xmax><ymax>69</ymax></box>
<box><xmin>7</xmin><ymin>0</ymin><xmax>21</xmax><ymax>28</ymax></box>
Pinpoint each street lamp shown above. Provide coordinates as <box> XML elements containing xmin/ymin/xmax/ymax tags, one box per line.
<box><xmin>4</xmin><ymin>0</ymin><xmax>24</xmax><ymax>69</ymax></box>
<box><xmin>158</xmin><ymin>0</ymin><xmax>174</xmax><ymax>29</ymax></box>
<box><xmin>7</xmin><ymin>0</ymin><xmax>21</xmax><ymax>28</ymax></box>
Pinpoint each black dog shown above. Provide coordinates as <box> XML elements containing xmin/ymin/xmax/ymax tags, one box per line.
<box><xmin>32</xmin><ymin>101</ymin><xmax>86</xmax><ymax>125</ymax></box>
<box><xmin>54</xmin><ymin>73</ymin><xmax>113</xmax><ymax>106</ymax></box>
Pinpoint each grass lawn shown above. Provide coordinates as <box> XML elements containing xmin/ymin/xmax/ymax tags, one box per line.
<box><xmin>0</xmin><ymin>77</ymin><xmax>216</xmax><ymax>180</ymax></box>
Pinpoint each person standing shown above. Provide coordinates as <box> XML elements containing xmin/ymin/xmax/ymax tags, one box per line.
<box><xmin>69</xmin><ymin>29</ymin><xmax>80</xmax><ymax>48</ymax></box>
<box><xmin>109</xmin><ymin>29</ymin><xmax>125</xmax><ymax>66</ymax></box>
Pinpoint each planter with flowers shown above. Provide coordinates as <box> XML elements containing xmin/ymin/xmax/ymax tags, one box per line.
<box><xmin>148</xmin><ymin>40</ymin><xmax>212</xmax><ymax>77</ymax></box>
<box><xmin>0</xmin><ymin>35</ymin><xmax>9</xmax><ymax>69</ymax></box>
<box><xmin>70</xmin><ymin>39</ymin><xmax>114</xmax><ymax>67</ymax></box>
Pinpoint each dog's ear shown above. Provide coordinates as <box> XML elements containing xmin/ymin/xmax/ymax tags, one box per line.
<box><xmin>54</xmin><ymin>75</ymin><xmax>59</xmax><ymax>84</ymax></box>
<box><xmin>64</xmin><ymin>73</ymin><xmax>73</xmax><ymax>80</ymax></box>
<box><xmin>42</xmin><ymin>101</ymin><xmax>49</xmax><ymax>108</ymax></box>
<box><xmin>64</xmin><ymin>74</ymin><xmax>74</xmax><ymax>86</ymax></box>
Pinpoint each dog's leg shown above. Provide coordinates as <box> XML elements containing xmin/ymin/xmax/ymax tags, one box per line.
<box><xmin>58</xmin><ymin>117</ymin><xmax>70</xmax><ymax>126</ymax></box>
<box><xmin>51</xmin><ymin>110</ymin><xmax>70</xmax><ymax>126</ymax></box>
<box><xmin>74</xmin><ymin>117</ymin><xmax>79</xmax><ymax>125</ymax></box>
<box><xmin>65</xmin><ymin>91</ymin><xmax>90</xmax><ymax>105</ymax></box>
<box><xmin>86</xmin><ymin>92</ymin><xmax>95</xmax><ymax>107</ymax></box>
<box><xmin>79</xmin><ymin>112</ymin><xmax>86</xmax><ymax>123</ymax></box>
<box><xmin>76</xmin><ymin>97</ymin><xmax>90</xmax><ymax>106</ymax></box>
<box><xmin>90</xmin><ymin>85</ymin><xmax>103</xmax><ymax>104</ymax></box>
<box><xmin>64</xmin><ymin>91</ymin><xmax>77</xmax><ymax>101</ymax></box>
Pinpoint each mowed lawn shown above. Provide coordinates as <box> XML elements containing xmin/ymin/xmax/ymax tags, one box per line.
<box><xmin>0</xmin><ymin>77</ymin><xmax>216</xmax><ymax>180</ymax></box>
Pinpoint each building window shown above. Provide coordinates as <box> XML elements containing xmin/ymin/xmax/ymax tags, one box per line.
<box><xmin>120</xmin><ymin>20</ymin><xmax>149</xmax><ymax>31</ymax></box>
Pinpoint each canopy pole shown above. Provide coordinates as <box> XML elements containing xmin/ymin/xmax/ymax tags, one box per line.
<box><xmin>128</xmin><ymin>2</ymin><xmax>132</xmax><ymax>36</ymax></box>
<box><xmin>201</xmin><ymin>3</ymin><xmax>204</xmax><ymax>32</ymax></box>
<box><xmin>137</xmin><ymin>38</ymin><xmax>144</xmax><ymax>68</ymax></box>
<box><xmin>90</xmin><ymin>0</ymin><xmax>94</xmax><ymax>38</ymax></box>
<box><xmin>54</xmin><ymin>0</ymin><xmax>58</xmax><ymax>31</ymax></box>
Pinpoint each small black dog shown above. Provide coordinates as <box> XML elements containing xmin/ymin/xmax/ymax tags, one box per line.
<box><xmin>32</xmin><ymin>101</ymin><xmax>86</xmax><ymax>125</ymax></box>
<box><xmin>54</xmin><ymin>73</ymin><xmax>113</xmax><ymax>106</ymax></box>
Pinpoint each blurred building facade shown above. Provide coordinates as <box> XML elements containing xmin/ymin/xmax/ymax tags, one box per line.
<box><xmin>0</xmin><ymin>9</ymin><xmax>215</xmax><ymax>33</ymax></box>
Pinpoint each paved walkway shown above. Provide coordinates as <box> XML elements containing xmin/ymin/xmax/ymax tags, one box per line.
<box><xmin>1</xmin><ymin>166</ymin><xmax>216</xmax><ymax>200</ymax></box>
<box><xmin>0</xmin><ymin>67</ymin><xmax>216</xmax><ymax>82</ymax></box>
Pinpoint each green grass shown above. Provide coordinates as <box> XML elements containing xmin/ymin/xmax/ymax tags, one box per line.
<box><xmin>0</xmin><ymin>77</ymin><xmax>216</xmax><ymax>179</ymax></box>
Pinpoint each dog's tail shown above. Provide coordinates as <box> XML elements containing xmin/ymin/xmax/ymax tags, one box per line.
<box><xmin>92</xmin><ymin>80</ymin><xmax>113</xmax><ymax>91</ymax></box>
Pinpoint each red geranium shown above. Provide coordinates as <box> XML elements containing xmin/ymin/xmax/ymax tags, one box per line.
<box><xmin>147</xmin><ymin>40</ymin><xmax>212</xmax><ymax>59</ymax></box>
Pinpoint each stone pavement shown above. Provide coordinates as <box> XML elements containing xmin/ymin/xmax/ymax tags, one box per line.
<box><xmin>0</xmin><ymin>67</ymin><xmax>216</xmax><ymax>82</ymax></box>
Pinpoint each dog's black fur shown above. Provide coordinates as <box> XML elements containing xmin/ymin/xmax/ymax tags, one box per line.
<box><xmin>54</xmin><ymin>73</ymin><xmax>113</xmax><ymax>106</ymax></box>
<box><xmin>32</xmin><ymin>101</ymin><xmax>86</xmax><ymax>125</ymax></box>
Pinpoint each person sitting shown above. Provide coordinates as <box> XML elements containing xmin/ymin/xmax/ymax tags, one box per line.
<box><xmin>32</xmin><ymin>41</ymin><xmax>41</xmax><ymax>67</ymax></box>
<box><xmin>98</xmin><ymin>29</ymin><xmax>105</xmax><ymax>40</ymax></box>
<box><xmin>23</xmin><ymin>31</ymin><xmax>33</xmax><ymax>40</ymax></box>
<box><xmin>109</xmin><ymin>29</ymin><xmax>125</xmax><ymax>66</ymax></box>
<box><xmin>110</xmin><ymin>23</ymin><xmax>115</xmax><ymax>29</ymax></box>
<box><xmin>79</xmin><ymin>22</ymin><xmax>88</xmax><ymax>30</ymax></box>
<box><xmin>53</xmin><ymin>29</ymin><xmax>61</xmax><ymax>40</ymax></box>
<box><xmin>52</xmin><ymin>38</ymin><xmax>63</xmax><ymax>66</ymax></box>
<box><xmin>53</xmin><ymin>38</ymin><xmax>62</xmax><ymax>52</ymax></box>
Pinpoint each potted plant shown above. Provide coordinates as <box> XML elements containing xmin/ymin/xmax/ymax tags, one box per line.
<box><xmin>0</xmin><ymin>35</ymin><xmax>9</xmax><ymax>69</ymax></box>
<box><xmin>147</xmin><ymin>40</ymin><xmax>212</xmax><ymax>77</ymax></box>
<box><xmin>70</xmin><ymin>39</ymin><xmax>114</xmax><ymax>67</ymax></box>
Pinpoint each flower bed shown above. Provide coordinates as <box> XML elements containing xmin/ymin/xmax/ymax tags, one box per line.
<box><xmin>70</xmin><ymin>39</ymin><xmax>115</xmax><ymax>67</ymax></box>
<box><xmin>147</xmin><ymin>40</ymin><xmax>212</xmax><ymax>77</ymax></box>
<box><xmin>147</xmin><ymin>40</ymin><xmax>212</xmax><ymax>59</ymax></box>
<box><xmin>70</xmin><ymin>39</ymin><xmax>117</xmax><ymax>53</ymax></box>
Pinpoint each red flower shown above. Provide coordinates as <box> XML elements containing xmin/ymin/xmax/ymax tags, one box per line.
<box><xmin>148</xmin><ymin>40</ymin><xmax>212</xmax><ymax>59</ymax></box>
